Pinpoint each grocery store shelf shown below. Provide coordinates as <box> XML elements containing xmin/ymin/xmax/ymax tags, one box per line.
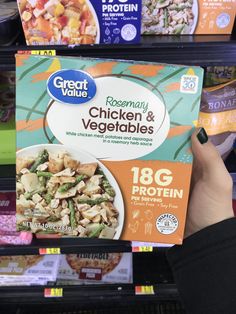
<box><xmin>0</xmin><ymin>35</ymin><xmax>236</xmax><ymax>70</ymax></box>
<box><xmin>0</xmin><ymin>284</ymin><xmax>179</xmax><ymax>305</ymax></box>
<box><xmin>0</xmin><ymin>237</ymin><xmax>132</xmax><ymax>255</ymax></box>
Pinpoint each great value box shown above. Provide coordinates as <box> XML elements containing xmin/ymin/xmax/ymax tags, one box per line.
<box><xmin>17</xmin><ymin>0</ymin><xmax>141</xmax><ymax>45</ymax></box>
<box><xmin>16</xmin><ymin>54</ymin><xmax>203</xmax><ymax>244</ymax></box>
<box><xmin>142</xmin><ymin>0</ymin><xmax>236</xmax><ymax>35</ymax></box>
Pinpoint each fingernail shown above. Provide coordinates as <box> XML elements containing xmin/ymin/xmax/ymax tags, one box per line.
<box><xmin>197</xmin><ymin>128</ymin><xmax>208</xmax><ymax>144</ymax></box>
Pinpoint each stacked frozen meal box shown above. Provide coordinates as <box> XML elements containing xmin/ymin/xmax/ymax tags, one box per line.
<box><xmin>0</xmin><ymin>254</ymin><xmax>60</xmax><ymax>286</ymax></box>
<box><xmin>58</xmin><ymin>253</ymin><xmax>133</xmax><ymax>284</ymax></box>
<box><xmin>15</xmin><ymin>54</ymin><xmax>204</xmax><ymax>244</ymax></box>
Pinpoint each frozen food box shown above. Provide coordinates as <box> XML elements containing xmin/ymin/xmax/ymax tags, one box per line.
<box><xmin>141</xmin><ymin>0</ymin><xmax>236</xmax><ymax>35</ymax></box>
<box><xmin>17</xmin><ymin>0</ymin><xmax>141</xmax><ymax>45</ymax></box>
<box><xmin>58</xmin><ymin>253</ymin><xmax>133</xmax><ymax>283</ymax></box>
<box><xmin>0</xmin><ymin>117</ymin><xmax>16</xmax><ymax>165</ymax></box>
<box><xmin>16</xmin><ymin>54</ymin><xmax>204</xmax><ymax>244</ymax></box>
<box><xmin>0</xmin><ymin>255</ymin><xmax>60</xmax><ymax>282</ymax></box>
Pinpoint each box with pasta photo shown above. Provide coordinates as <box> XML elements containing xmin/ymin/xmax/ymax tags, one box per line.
<box><xmin>16</xmin><ymin>54</ymin><xmax>203</xmax><ymax>244</ymax></box>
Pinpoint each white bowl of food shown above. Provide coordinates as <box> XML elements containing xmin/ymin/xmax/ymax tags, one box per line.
<box><xmin>16</xmin><ymin>144</ymin><xmax>124</xmax><ymax>239</ymax></box>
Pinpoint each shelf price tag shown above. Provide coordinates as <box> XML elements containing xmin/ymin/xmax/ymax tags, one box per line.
<box><xmin>135</xmin><ymin>286</ymin><xmax>155</xmax><ymax>295</ymax></box>
<box><xmin>132</xmin><ymin>246</ymin><xmax>153</xmax><ymax>253</ymax></box>
<box><xmin>39</xmin><ymin>248</ymin><xmax>61</xmax><ymax>255</ymax></box>
<box><xmin>18</xmin><ymin>50</ymin><xmax>56</xmax><ymax>56</ymax></box>
<box><xmin>44</xmin><ymin>288</ymin><xmax>63</xmax><ymax>298</ymax></box>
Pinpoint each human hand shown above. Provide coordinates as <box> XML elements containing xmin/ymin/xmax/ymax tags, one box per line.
<box><xmin>184</xmin><ymin>128</ymin><xmax>234</xmax><ymax>238</ymax></box>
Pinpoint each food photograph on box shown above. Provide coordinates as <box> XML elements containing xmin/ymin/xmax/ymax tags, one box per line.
<box><xmin>17</xmin><ymin>0</ymin><xmax>142</xmax><ymax>45</ymax></box>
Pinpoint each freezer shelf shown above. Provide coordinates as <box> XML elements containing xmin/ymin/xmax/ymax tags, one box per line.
<box><xmin>0</xmin><ymin>35</ymin><xmax>236</xmax><ymax>70</ymax></box>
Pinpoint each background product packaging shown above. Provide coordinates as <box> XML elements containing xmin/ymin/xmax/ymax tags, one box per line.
<box><xmin>142</xmin><ymin>0</ymin><xmax>236</xmax><ymax>35</ymax></box>
<box><xmin>17</xmin><ymin>0</ymin><xmax>141</xmax><ymax>45</ymax></box>
<box><xmin>0</xmin><ymin>255</ymin><xmax>60</xmax><ymax>283</ymax></box>
<box><xmin>58</xmin><ymin>253</ymin><xmax>133</xmax><ymax>284</ymax></box>
<box><xmin>16</xmin><ymin>54</ymin><xmax>204</xmax><ymax>244</ymax></box>
<box><xmin>198</xmin><ymin>79</ymin><xmax>236</xmax><ymax>159</ymax></box>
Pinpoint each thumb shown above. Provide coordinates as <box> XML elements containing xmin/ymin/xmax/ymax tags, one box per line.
<box><xmin>191</xmin><ymin>128</ymin><xmax>227</xmax><ymax>177</ymax></box>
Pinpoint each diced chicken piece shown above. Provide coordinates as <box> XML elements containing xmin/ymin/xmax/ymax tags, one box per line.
<box><xmin>48</xmin><ymin>155</ymin><xmax>64</xmax><ymax>174</ymax></box>
<box><xmin>54</xmin><ymin>206</ymin><xmax>62</xmax><ymax>218</ymax></box>
<box><xmin>64</xmin><ymin>155</ymin><xmax>79</xmax><ymax>170</ymax></box>
<box><xmin>54</xmin><ymin>168</ymin><xmax>75</xmax><ymax>177</ymax></box>
<box><xmin>76</xmin><ymin>204</ymin><xmax>91</xmax><ymax>212</ymax></box>
<box><xmin>92</xmin><ymin>215</ymin><xmax>101</xmax><ymax>223</ymax></box>
<box><xmin>90</xmin><ymin>175</ymin><xmax>103</xmax><ymax>186</ymax></box>
<box><xmin>101</xmin><ymin>202</ymin><xmax>118</xmax><ymax>218</ymax></box>
<box><xmin>21</xmin><ymin>173</ymin><xmax>40</xmax><ymax>193</ymax></box>
<box><xmin>109</xmin><ymin>217</ymin><xmax>118</xmax><ymax>229</ymax></box>
<box><xmin>77</xmin><ymin>225</ymin><xmax>87</xmax><ymax>236</ymax></box>
<box><xmin>59</xmin><ymin>176</ymin><xmax>76</xmax><ymax>184</ymax></box>
<box><xmin>32</xmin><ymin>193</ymin><xmax>42</xmax><ymax>204</ymax></box>
<box><xmin>20</xmin><ymin>168</ymin><xmax>30</xmax><ymax>175</ymax></box>
<box><xmin>16</xmin><ymin>182</ymin><xmax>24</xmax><ymax>194</ymax></box>
<box><xmin>60</xmin><ymin>207</ymin><xmax>70</xmax><ymax>217</ymax></box>
<box><xmin>48</xmin><ymin>176</ymin><xmax>60</xmax><ymax>184</ymax></box>
<box><xmin>75</xmin><ymin>211</ymin><xmax>80</xmax><ymax>222</ymax></box>
<box><xmin>76</xmin><ymin>162</ymin><xmax>97</xmax><ymax>177</ymax></box>
<box><xmin>61</xmin><ymin>199</ymin><xmax>68</xmax><ymax>209</ymax></box>
<box><xmin>36</xmin><ymin>162</ymin><xmax>49</xmax><ymax>171</ymax></box>
<box><xmin>34</xmin><ymin>203</ymin><xmax>50</xmax><ymax>218</ymax></box>
<box><xmin>102</xmin><ymin>193</ymin><xmax>114</xmax><ymax>202</ymax></box>
<box><xmin>79</xmin><ymin>218</ymin><xmax>90</xmax><ymax>227</ymax></box>
<box><xmin>73</xmin><ymin>194</ymin><xmax>90</xmax><ymax>203</ymax></box>
<box><xmin>50</xmin><ymin>198</ymin><xmax>60</xmax><ymax>209</ymax></box>
<box><xmin>82</xmin><ymin>205</ymin><xmax>101</xmax><ymax>220</ymax></box>
<box><xmin>99</xmin><ymin>226</ymin><xmax>116</xmax><ymax>239</ymax></box>
<box><xmin>100</xmin><ymin>208</ymin><xmax>108</xmax><ymax>223</ymax></box>
<box><xmin>83</xmin><ymin>177</ymin><xmax>101</xmax><ymax>196</ymax></box>
<box><xmin>55</xmin><ymin>186</ymin><xmax>77</xmax><ymax>199</ymax></box>
<box><xmin>17</xmin><ymin>195</ymin><xmax>35</xmax><ymax>214</ymax></box>
<box><xmin>62</xmin><ymin>214</ymin><xmax>70</xmax><ymax>225</ymax></box>
<box><xmin>16</xmin><ymin>157</ymin><xmax>34</xmax><ymax>174</ymax></box>
<box><xmin>76</xmin><ymin>180</ymin><xmax>86</xmax><ymax>193</ymax></box>
<box><xmin>64</xmin><ymin>7</ymin><xmax>81</xmax><ymax>19</ymax></box>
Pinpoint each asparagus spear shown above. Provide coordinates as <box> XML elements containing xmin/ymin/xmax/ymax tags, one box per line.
<box><xmin>44</xmin><ymin>193</ymin><xmax>53</xmax><ymax>204</ymax></box>
<box><xmin>96</xmin><ymin>168</ymin><xmax>116</xmax><ymax>197</ymax></box>
<box><xmin>88</xmin><ymin>224</ymin><xmax>105</xmax><ymax>238</ymax></box>
<box><xmin>77</xmin><ymin>197</ymin><xmax>109</xmax><ymax>206</ymax></box>
<box><xmin>29</xmin><ymin>150</ymin><xmax>49</xmax><ymax>173</ymax></box>
<box><xmin>68</xmin><ymin>199</ymin><xmax>76</xmax><ymax>228</ymax></box>
<box><xmin>24</xmin><ymin>187</ymin><xmax>46</xmax><ymax>200</ymax></box>
<box><xmin>37</xmin><ymin>171</ymin><xmax>53</xmax><ymax>178</ymax></box>
<box><xmin>57</xmin><ymin>175</ymin><xmax>86</xmax><ymax>193</ymax></box>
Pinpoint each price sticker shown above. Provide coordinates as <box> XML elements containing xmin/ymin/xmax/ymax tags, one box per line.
<box><xmin>39</xmin><ymin>248</ymin><xmax>61</xmax><ymax>255</ymax></box>
<box><xmin>18</xmin><ymin>50</ymin><xmax>56</xmax><ymax>56</ymax></box>
<box><xmin>31</xmin><ymin>50</ymin><xmax>56</xmax><ymax>56</ymax></box>
<box><xmin>44</xmin><ymin>288</ymin><xmax>63</xmax><ymax>298</ymax></box>
<box><xmin>135</xmin><ymin>286</ymin><xmax>155</xmax><ymax>295</ymax></box>
<box><xmin>132</xmin><ymin>246</ymin><xmax>153</xmax><ymax>253</ymax></box>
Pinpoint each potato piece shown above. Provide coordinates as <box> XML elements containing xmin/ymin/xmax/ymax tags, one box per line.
<box><xmin>64</xmin><ymin>155</ymin><xmax>79</xmax><ymax>170</ymax></box>
<box><xmin>48</xmin><ymin>155</ymin><xmax>64</xmax><ymax>174</ymax></box>
<box><xmin>21</xmin><ymin>173</ymin><xmax>40</xmax><ymax>193</ymax></box>
<box><xmin>16</xmin><ymin>157</ymin><xmax>34</xmax><ymax>174</ymax></box>
<box><xmin>76</xmin><ymin>163</ymin><xmax>97</xmax><ymax>177</ymax></box>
